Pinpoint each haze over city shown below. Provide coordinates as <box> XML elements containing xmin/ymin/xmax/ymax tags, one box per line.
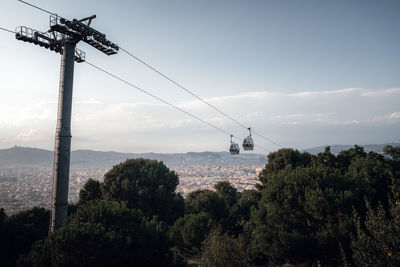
<box><xmin>1</xmin><ymin>0</ymin><xmax>399</xmax><ymax>153</ymax></box>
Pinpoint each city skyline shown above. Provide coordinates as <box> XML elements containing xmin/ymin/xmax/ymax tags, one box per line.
<box><xmin>1</xmin><ymin>0</ymin><xmax>399</xmax><ymax>153</ymax></box>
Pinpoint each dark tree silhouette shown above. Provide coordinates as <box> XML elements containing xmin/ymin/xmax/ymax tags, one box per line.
<box><xmin>214</xmin><ymin>181</ymin><xmax>238</xmax><ymax>207</ymax></box>
<box><xmin>0</xmin><ymin>207</ymin><xmax>50</xmax><ymax>267</ymax></box>
<box><xmin>258</xmin><ymin>148</ymin><xmax>313</xmax><ymax>186</ymax></box>
<box><xmin>18</xmin><ymin>200</ymin><xmax>173</xmax><ymax>267</ymax></box>
<box><xmin>184</xmin><ymin>189</ymin><xmax>228</xmax><ymax>221</ymax></box>
<box><xmin>100</xmin><ymin>158</ymin><xmax>184</xmax><ymax>224</ymax></box>
<box><xmin>252</xmin><ymin>167</ymin><xmax>357</xmax><ymax>266</ymax></box>
<box><xmin>199</xmin><ymin>230</ymin><xmax>247</xmax><ymax>267</ymax></box>
<box><xmin>78</xmin><ymin>178</ymin><xmax>102</xmax><ymax>203</ymax></box>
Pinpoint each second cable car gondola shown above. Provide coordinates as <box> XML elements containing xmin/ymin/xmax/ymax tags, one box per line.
<box><xmin>242</xmin><ymin>127</ymin><xmax>254</xmax><ymax>150</ymax></box>
<box><xmin>229</xmin><ymin>135</ymin><xmax>240</xmax><ymax>155</ymax></box>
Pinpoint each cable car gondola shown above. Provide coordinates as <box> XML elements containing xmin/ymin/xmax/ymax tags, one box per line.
<box><xmin>229</xmin><ymin>135</ymin><xmax>240</xmax><ymax>155</ymax></box>
<box><xmin>242</xmin><ymin>127</ymin><xmax>254</xmax><ymax>151</ymax></box>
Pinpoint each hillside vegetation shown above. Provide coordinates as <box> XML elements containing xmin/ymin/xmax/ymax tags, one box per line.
<box><xmin>0</xmin><ymin>144</ymin><xmax>399</xmax><ymax>266</ymax></box>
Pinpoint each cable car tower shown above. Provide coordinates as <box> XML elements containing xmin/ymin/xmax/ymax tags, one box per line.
<box><xmin>15</xmin><ymin>13</ymin><xmax>119</xmax><ymax>232</ymax></box>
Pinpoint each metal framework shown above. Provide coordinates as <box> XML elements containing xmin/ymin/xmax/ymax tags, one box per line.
<box><xmin>16</xmin><ymin>26</ymin><xmax>85</xmax><ymax>62</ymax></box>
<box><xmin>15</xmin><ymin>14</ymin><xmax>118</xmax><ymax>232</ymax></box>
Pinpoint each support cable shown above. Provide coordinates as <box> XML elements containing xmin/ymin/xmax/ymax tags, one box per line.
<box><xmin>119</xmin><ymin>47</ymin><xmax>284</xmax><ymax>148</ymax></box>
<box><xmin>17</xmin><ymin>0</ymin><xmax>55</xmax><ymax>15</ymax></box>
<box><xmin>252</xmin><ymin>131</ymin><xmax>283</xmax><ymax>148</ymax></box>
<box><xmin>15</xmin><ymin>0</ymin><xmax>285</xmax><ymax>149</ymax></box>
<box><xmin>85</xmin><ymin>61</ymin><xmax>241</xmax><ymax>140</ymax></box>
<box><xmin>1</xmin><ymin>24</ymin><xmax>268</xmax><ymax>153</ymax></box>
<box><xmin>254</xmin><ymin>144</ymin><xmax>271</xmax><ymax>153</ymax></box>
<box><xmin>0</xmin><ymin>26</ymin><xmax>14</xmax><ymax>34</ymax></box>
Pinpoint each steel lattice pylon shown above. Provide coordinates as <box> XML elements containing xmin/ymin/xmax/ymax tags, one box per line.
<box><xmin>15</xmin><ymin>14</ymin><xmax>118</xmax><ymax>232</ymax></box>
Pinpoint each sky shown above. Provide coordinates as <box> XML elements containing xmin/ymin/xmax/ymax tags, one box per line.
<box><xmin>0</xmin><ymin>0</ymin><xmax>399</xmax><ymax>153</ymax></box>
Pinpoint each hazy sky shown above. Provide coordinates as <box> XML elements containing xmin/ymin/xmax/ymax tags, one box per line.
<box><xmin>0</xmin><ymin>0</ymin><xmax>399</xmax><ymax>153</ymax></box>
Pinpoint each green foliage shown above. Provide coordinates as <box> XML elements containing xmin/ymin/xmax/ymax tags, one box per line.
<box><xmin>100</xmin><ymin>158</ymin><xmax>184</xmax><ymax>224</ymax></box>
<box><xmin>18</xmin><ymin>200</ymin><xmax>173</xmax><ymax>267</ymax></box>
<box><xmin>171</xmin><ymin>212</ymin><xmax>215</xmax><ymax>254</ymax></box>
<box><xmin>7</xmin><ymin>145</ymin><xmax>400</xmax><ymax>266</ymax></box>
<box><xmin>214</xmin><ymin>181</ymin><xmax>238</xmax><ymax>207</ymax></box>
<box><xmin>237</xmin><ymin>190</ymin><xmax>261</xmax><ymax>222</ymax></box>
<box><xmin>0</xmin><ymin>208</ymin><xmax>8</xmax><ymax>264</ymax></box>
<box><xmin>78</xmin><ymin>178</ymin><xmax>101</xmax><ymax>204</ymax></box>
<box><xmin>336</xmin><ymin>145</ymin><xmax>367</xmax><ymax>172</ymax></box>
<box><xmin>258</xmin><ymin>148</ymin><xmax>313</xmax><ymax>186</ymax></box>
<box><xmin>313</xmin><ymin>146</ymin><xmax>337</xmax><ymax>169</ymax></box>
<box><xmin>347</xmin><ymin>152</ymin><xmax>394</xmax><ymax>207</ymax></box>
<box><xmin>384</xmin><ymin>145</ymin><xmax>400</xmax><ymax>186</ymax></box>
<box><xmin>384</xmin><ymin>145</ymin><xmax>400</xmax><ymax>161</ymax></box>
<box><xmin>252</xmin><ymin>166</ymin><xmax>357</xmax><ymax>265</ymax></box>
<box><xmin>198</xmin><ymin>230</ymin><xmax>247</xmax><ymax>267</ymax></box>
<box><xmin>0</xmin><ymin>208</ymin><xmax>5</xmax><ymax>226</ymax></box>
<box><xmin>184</xmin><ymin>189</ymin><xmax>228</xmax><ymax>221</ymax></box>
<box><xmin>351</xmin><ymin>199</ymin><xmax>400</xmax><ymax>266</ymax></box>
<box><xmin>0</xmin><ymin>207</ymin><xmax>50</xmax><ymax>267</ymax></box>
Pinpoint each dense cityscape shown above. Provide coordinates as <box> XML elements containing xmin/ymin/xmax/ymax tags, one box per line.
<box><xmin>0</xmin><ymin>163</ymin><xmax>263</xmax><ymax>214</ymax></box>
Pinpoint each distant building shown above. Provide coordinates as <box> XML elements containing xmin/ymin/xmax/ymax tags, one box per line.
<box><xmin>0</xmin><ymin>169</ymin><xmax>18</xmax><ymax>183</ymax></box>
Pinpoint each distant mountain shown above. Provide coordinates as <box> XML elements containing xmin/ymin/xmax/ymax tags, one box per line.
<box><xmin>0</xmin><ymin>146</ymin><xmax>53</xmax><ymax>166</ymax></box>
<box><xmin>303</xmin><ymin>143</ymin><xmax>400</xmax><ymax>155</ymax></box>
<box><xmin>1</xmin><ymin>143</ymin><xmax>398</xmax><ymax>169</ymax></box>
<box><xmin>0</xmin><ymin>146</ymin><xmax>267</xmax><ymax>169</ymax></box>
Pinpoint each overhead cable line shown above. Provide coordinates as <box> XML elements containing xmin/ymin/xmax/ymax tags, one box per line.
<box><xmin>85</xmin><ymin>61</ymin><xmax>241</xmax><ymax>140</ymax></box>
<box><xmin>119</xmin><ymin>47</ymin><xmax>249</xmax><ymax>129</ymax></box>
<box><xmin>15</xmin><ymin>0</ymin><xmax>283</xmax><ymax>151</ymax></box>
<box><xmin>17</xmin><ymin>0</ymin><xmax>55</xmax><ymax>15</ymax></box>
<box><xmin>119</xmin><ymin>47</ymin><xmax>284</xmax><ymax>148</ymax></box>
<box><xmin>0</xmin><ymin>23</ymin><xmax>262</xmax><ymax>152</ymax></box>
<box><xmin>0</xmin><ymin>26</ymin><xmax>14</xmax><ymax>34</ymax></box>
<box><xmin>252</xmin><ymin>131</ymin><xmax>283</xmax><ymax>148</ymax></box>
<box><xmin>254</xmin><ymin>144</ymin><xmax>271</xmax><ymax>153</ymax></box>
<box><xmin>0</xmin><ymin>27</ymin><xmax>272</xmax><ymax>153</ymax></box>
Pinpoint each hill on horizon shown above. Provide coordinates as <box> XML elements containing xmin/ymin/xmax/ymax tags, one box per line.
<box><xmin>0</xmin><ymin>142</ymin><xmax>398</xmax><ymax>169</ymax></box>
<box><xmin>0</xmin><ymin>146</ymin><xmax>267</xmax><ymax>169</ymax></box>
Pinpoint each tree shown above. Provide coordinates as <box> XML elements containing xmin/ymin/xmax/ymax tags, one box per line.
<box><xmin>214</xmin><ymin>181</ymin><xmax>238</xmax><ymax>207</ymax></box>
<box><xmin>0</xmin><ymin>208</ymin><xmax>5</xmax><ymax>226</ymax></box>
<box><xmin>258</xmin><ymin>148</ymin><xmax>313</xmax><ymax>186</ymax></box>
<box><xmin>78</xmin><ymin>178</ymin><xmax>101</xmax><ymax>204</ymax></box>
<box><xmin>383</xmin><ymin>145</ymin><xmax>400</xmax><ymax>162</ymax></box>
<box><xmin>347</xmin><ymin>152</ymin><xmax>393</xmax><ymax>208</ymax></box>
<box><xmin>237</xmin><ymin>189</ymin><xmax>261</xmax><ymax>222</ymax></box>
<box><xmin>171</xmin><ymin>212</ymin><xmax>215</xmax><ymax>255</ymax></box>
<box><xmin>313</xmin><ymin>146</ymin><xmax>337</xmax><ymax>169</ymax></box>
<box><xmin>0</xmin><ymin>207</ymin><xmax>50</xmax><ymax>267</ymax></box>
<box><xmin>351</xmin><ymin>199</ymin><xmax>400</xmax><ymax>266</ymax></box>
<box><xmin>198</xmin><ymin>230</ymin><xmax>247</xmax><ymax>267</ymax></box>
<box><xmin>336</xmin><ymin>145</ymin><xmax>367</xmax><ymax>172</ymax></box>
<box><xmin>384</xmin><ymin>145</ymin><xmax>400</xmax><ymax>184</ymax></box>
<box><xmin>0</xmin><ymin>208</ymin><xmax>8</xmax><ymax>265</ymax></box>
<box><xmin>18</xmin><ymin>200</ymin><xmax>173</xmax><ymax>267</ymax></box>
<box><xmin>251</xmin><ymin>166</ymin><xmax>357</xmax><ymax>266</ymax></box>
<box><xmin>100</xmin><ymin>158</ymin><xmax>184</xmax><ymax>224</ymax></box>
<box><xmin>184</xmin><ymin>189</ymin><xmax>228</xmax><ymax>221</ymax></box>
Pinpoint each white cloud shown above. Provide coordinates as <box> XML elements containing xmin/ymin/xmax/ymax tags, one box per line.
<box><xmin>16</xmin><ymin>129</ymin><xmax>39</xmax><ymax>141</ymax></box>
<box><xmin>361</xmin><ymin>88</ymin><xmax>400</xmax><ymax>97</ymax></box>
<box><xmin>1</xmin><ymin>87</ymin><xmax>399</xmax><ymax>152</ymax></box>
<box><xmin>76</xmin><ymin>98</ymin><xmax>103</xmax><ymax>104</ymax></box>
<box><xmin>271</xmin><ymin>113</ymin><xmax>305</xmax><ymax>120</ymax></box>
<box><xmin>290</xmin><ymin>88</ymin><xmax>359</xmax><ymax>97</ymax></box>
<box><xmin>389</xmin><ymin>112</ymin><xmax>400</xmax><ymax>119</ymax></box>
<box><xmin>369</xmin><ymin>112</ymin><xmax>400</xmax><ymax>122</ymax></box>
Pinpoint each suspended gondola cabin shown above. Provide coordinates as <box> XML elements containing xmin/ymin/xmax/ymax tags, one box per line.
<box><xmin>242</xmin><ymin>127</ymin><xmax>254</xmax><ymax>150</ymax></box>
<box><xmin>229</xmin><ymin>135</ymin><xmax>240</xmax><ymax>154</ymax></box>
